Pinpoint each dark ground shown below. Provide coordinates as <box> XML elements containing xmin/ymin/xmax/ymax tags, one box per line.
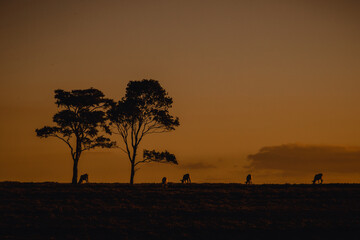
<box><xmin>1</xmin><ymin>182</ymin><xmax>360</xmax><ymax>239</ymax></box>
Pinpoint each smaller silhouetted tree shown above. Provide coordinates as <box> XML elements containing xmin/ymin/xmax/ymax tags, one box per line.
<box><xmin>139</xmin><ymin>150</ymin><xmax>178</xmax><ymax>165</ymax></box>
<box><xmin>107</xmin><ymin>79</ymin><xmax>180</xmax><ymax>184</ymax></box>
<box><xmin>35</xmin><ymin>88</ymin><xmax>115</xmax><ymax>184</ymax></box>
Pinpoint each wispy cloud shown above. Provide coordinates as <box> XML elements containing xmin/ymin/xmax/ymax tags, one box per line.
<box><xmin>247</xmin><ymin>144</ymin><xmax>360</xmax><ymax>173</ymax></box>
<box><xmin>179</xmin><ymin>162</ymin><xmax>216</xmax><ymax>170</ymax></box>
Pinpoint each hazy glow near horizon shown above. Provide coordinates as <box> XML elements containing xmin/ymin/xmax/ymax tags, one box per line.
<box><xmin>1</xmin><ymin>0</ymin><xmax>360</xmax><ymax>183</ymax></box>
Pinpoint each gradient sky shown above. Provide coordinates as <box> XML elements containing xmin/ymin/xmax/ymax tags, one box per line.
<box><xmin>1</xmin><ymin>0</ymin><xmax>360</xmax><ymax>183</ymax></box>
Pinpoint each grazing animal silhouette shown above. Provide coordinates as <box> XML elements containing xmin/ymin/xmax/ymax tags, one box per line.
<box><xmin>245</xmin><ymin>174</ymin><xmax>252</xmax><ymax>184</ymax></box>
<box><xmin>162</xmin><ymin>177</ymin><xmax>168</xmax><ymax>187</ymax></box>
<box><xmin>78</xmin><ymin>174</ymin><xmax>89</xmax><ymax>184</ymax></box>
<box><xmin>312</xmin><ymin>173</ymin><xmax>323</xmax><ymax>184</ymax></box>
<box><xmin>181</xmin><ymin>173</ymin><xmax>191</xmax><ymax>184</ymax></box>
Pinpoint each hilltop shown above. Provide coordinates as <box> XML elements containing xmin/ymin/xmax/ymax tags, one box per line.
<box><xmin>1</xmin><ymin>182</ymin><xmax>360</xmax><ymax>239</ymax></box>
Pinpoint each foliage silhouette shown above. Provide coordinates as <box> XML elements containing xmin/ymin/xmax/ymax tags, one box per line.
<box><xmin>107</xmin><ymin>79</ymin><xmax>180</xmax><ymax>184</ymax></box>
<box><xmin>35</xmin><ymin>88</ymin><xmax>115</xmax><ymax>184</ymax></box>
<box><xmin>141</xmin><ymin>150</ymin><xmax>177</xmax><ymax>165</ymax></box>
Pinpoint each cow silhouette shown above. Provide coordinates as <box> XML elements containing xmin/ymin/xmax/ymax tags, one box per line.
<box><xmin>78</xmin><ymin>174</ymin><xmax>89</xmax><ymax>184</ymax></box>
<box><xmin>181</xmin><ymin>174</ymin><xmax>191</xmax><ymax>184</ymax></box>
<box><xmin>245</xmin><ymin>174</ymin><xmax>252</xmax><ymax>184</ymax></box>
<box><xmin>162</xmin><ymin>177</ymin><xmax>168</xmax><ymax>188</ymax></box>
<box><xmin>312</xmin><ymin>173</ymin><xmax>323</xmax><ymax>184</ymax></box>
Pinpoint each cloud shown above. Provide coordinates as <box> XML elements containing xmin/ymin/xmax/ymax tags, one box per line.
<box><xmin>247</xmin><ymin>144</ymin><xmax>360</xmax><ymax>174</ymax></box>
<box><xmin>179</xmin><ymin>162</ymin><xmax>216</xmax><ymax>170</ymax></box>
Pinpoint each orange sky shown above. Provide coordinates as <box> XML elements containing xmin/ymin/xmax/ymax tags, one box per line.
<box><xmin>1</xmin><ymin>0</ymin><xmax>360</xmax><ymax>183</ymax></box>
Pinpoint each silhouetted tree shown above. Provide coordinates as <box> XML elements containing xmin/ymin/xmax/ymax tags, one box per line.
<box><xmin>107</xmin><ymin>79</ymin><xmax>180</xmax><ymax>184</ymax></box>
<box><xmin>35</xmin><ymin>88</ymin><xmax>115</xmax><ymax>184</ymax></box>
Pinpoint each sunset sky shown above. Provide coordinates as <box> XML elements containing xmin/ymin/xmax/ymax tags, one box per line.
<box><xmin>1</xmin><ymin>0</ymin><xmax>360</xmax><ymax>183</ymax></box>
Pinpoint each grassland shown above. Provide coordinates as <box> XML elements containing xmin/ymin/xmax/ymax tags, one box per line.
<box><xmin>1</xmin><ymin>182</ymin><xmax>360</xmax><ymax>239</ymax></box>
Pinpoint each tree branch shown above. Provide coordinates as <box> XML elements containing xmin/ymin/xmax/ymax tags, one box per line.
<box><xmin>51</xmin><ymin>134</ymin><xmax>75</xmax><ymax>158</ymax></box>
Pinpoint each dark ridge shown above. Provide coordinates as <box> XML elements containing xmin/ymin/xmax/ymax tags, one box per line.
<box><xmin>1</xmin><ymin>183</ymin><xmax>360</xmax><ymax>239</ymax></box>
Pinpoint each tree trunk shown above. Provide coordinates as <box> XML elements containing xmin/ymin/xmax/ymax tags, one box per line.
<box><xmin>129</xmin><ymin>146</ymin><xmax>137</xmax><ymax>185</ymax></box>
<box><xmin>72</xmin><ymin>137</ymin><xmax>81</xmax><ymax>184</ymax></box>
<box><xmin>130</xmin><ymin>161</ymin><xmax>135</xmax><ymax>185</ymax></box>
<box><xmin>72</xmin><ymin>159</ymin><xmax>79</xmax><ymax>184</ymax></box>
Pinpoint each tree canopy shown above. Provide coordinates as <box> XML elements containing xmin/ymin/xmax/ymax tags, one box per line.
<box><xmin>36</xmin><ymin>88</ymin><xmax>115</xmax><ymax>184</ymax></box>
<box><xmin>107</xmin><ymin>79</ymin><xmax>180</xmax><ymax>184</ymax></box>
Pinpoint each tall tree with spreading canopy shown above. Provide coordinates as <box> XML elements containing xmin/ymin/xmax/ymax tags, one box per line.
<box><xmin>107</xmin><ymin>79</ymin><xmax>180</xmax><ymax>184</ymax></box>
<box><xmin>35</xmin><ymin>88</ymin><xmax>115</xmax><ymax>184</ymax></box>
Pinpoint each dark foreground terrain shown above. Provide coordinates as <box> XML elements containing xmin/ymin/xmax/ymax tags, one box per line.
<box><xmin>1</xmin><ymin>182</ymin><xmax>360</xmax><ymax>239</ymax></box>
